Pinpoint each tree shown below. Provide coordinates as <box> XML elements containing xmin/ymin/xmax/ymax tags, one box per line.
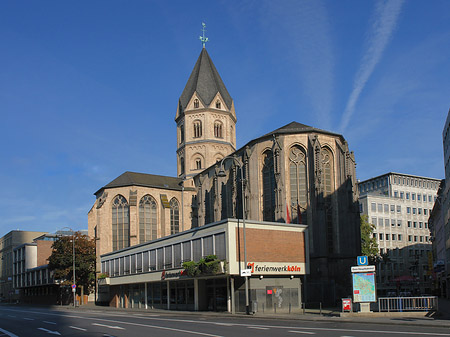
<box><xmin>360</xmin><ymin>215</ymin><xmax>379</xmax><ymax>263</ymax></box>
<box><xmin>48</xmin><ymin>232</ymin><xmax>96</xmax><ymax>294</ymax></box>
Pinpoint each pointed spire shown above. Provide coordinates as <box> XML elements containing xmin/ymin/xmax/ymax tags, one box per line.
<box><xmin>179</xmin><ymin>48</ymin><xmax>233</xmax><ymax>112</ymax></box>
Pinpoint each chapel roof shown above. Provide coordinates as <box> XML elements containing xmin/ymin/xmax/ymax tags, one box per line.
<box><xmin>95</xmin><ymin>171</ymin><xmax>184</xmax><ymax>195</ymax></box>
<box><xmin>179</xmin><ymin>48</ymin><xmax>233</xmax><ymax>111</ymax></box>
<box><xmin>261</xmin><ymin>121</ymin><xmax>341</xmax><ymax>138</ymax></box>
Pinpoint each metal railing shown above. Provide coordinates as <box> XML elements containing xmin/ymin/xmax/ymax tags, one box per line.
<box><xmin>378</xmin><ymin>296</ymin><xmax>438</xmax><ymax>312</ymax></box>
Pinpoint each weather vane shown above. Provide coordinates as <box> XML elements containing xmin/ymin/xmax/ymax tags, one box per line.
<box><xmin>199</xmin><ymin>22</ymin><xmax>209</xmax><ymax>48</ymax></box>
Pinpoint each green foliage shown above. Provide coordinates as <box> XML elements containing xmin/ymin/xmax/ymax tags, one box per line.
<box><xmin>48</xmin><ymin>231</ymin><xmax>96</xmax><ymax>294</ymax></box>
<box><xmin>182</xmin><ymin>255</ymin><xmax>223</xmax><ymax>276</ymax></box>
<box><xmin>360</xmin><ymin>215</ymin><xmax>379</xmax><ymax>263</ymax></box>
<box><xmin>98</xmin><ymin>273</ymin><xmax>109</xmax><ymax>279</ymax></box>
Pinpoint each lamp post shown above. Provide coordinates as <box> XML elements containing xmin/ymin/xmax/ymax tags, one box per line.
<box><xmin>217</xmin><ymin>156</ymin><xmax>251</xmax><ymax>314</ymax></box>
<box><xmin>60</xmin><ymin>227</ymin><xmax>75</xmax><ymax>307</ymax></box>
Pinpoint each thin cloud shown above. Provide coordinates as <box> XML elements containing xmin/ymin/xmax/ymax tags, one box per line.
<box><xmin>340</xmin><ymin>0</ymin><xmax>404</xmax><ymax>132</ymax></box>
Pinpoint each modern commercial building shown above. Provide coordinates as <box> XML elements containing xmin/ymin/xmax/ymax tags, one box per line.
<box><xmin>0</xmin><ymin>230</ymin><xmax>46</xmax><ymax>302</ymax></box>
<box><xmin>358</xmin><ymin>173</ymin><xmax>440</xmax><ymax>295</ymax></box>
<box><xmin>429</xmin><ymin>180</ymin><xmax>445</xmax><ymax>296</ymax></box>
<box><xmin>89</xmin><ymin>45</ymin><xmax>361</xmax><ymax>307</ymax></box>
<box><xmin>99</xmin><ymin>219</ymin><xmax>308</xmax><ymax>313</ymax></box>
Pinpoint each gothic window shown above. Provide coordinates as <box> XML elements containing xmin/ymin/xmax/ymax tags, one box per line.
<box><xmin>216</xmin><ymin>100</ymin><xmax>221</xmax><ymax>109</ymax></box>
<box><xmin>322</xmin><ymin>147</ymin><xmax>334</xmax><ymax>253</ymax></box>
<box><xmin>195</xmin><ymin>159</ymin><xmax>202</xmax><ymax>170</ymax></box>
<box><xmin>170</xmin><ymin>198</ymin><xmax>180</xmax><ymax>234</ymax></box>
<box><xmin>193</xmin><ymin>120</ymin><xmax>202</xmax><ymax>138</ymax></box>
<box><xmin>214</xmin><ymin>121</ymin><xmax>223</xmax><ymax>138</ymax></box>
<box><xmin>139</xmin><ymin>195</ymin><xmax>157</xmax><ymax>243</ymax></box>
<box><xmin>194</xmin><ymin>99</ymin><xmax>199</xmax><ymax>109</ymax></box>
<box><xmin>231</xmin><ymin>125</ymin><xmax>234</xmax><ymax>144</ymax></box>
<box><xmin>289</xmin><ymin>145</ymin><xmax>307</xmax><ymax>223</ymax></box>
<box><xmin>112</xmin><ymin>195</ymin><xmax>130</xmax><ymax>251</ymax></box>
<box><xmin>262</xmin><ymin>150</ymin><xmax>276</xmax><ymax>221</ymax></box>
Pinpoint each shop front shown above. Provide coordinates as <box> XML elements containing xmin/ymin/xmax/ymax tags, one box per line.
<box><xmin>99</xmin><ymin>219</ymin><xmax>309</xmax><ymax>313</ymax></box>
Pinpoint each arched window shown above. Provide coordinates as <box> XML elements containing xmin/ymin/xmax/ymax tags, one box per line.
<box><xmin>194</xmin><ymin>99</ymin><xmax>199</xmax><ymax>109</ymax></box>
<box><xmin>170</xmin><ymin>198</ymin><xmax>180</xmax><ymax>234</ymax></box>
<box><xmin>139</xmin><ymin>195</ymin><xmax>157</xmax><ymax>243</ymax></box>
<box><xmin>193</xmin><ymin>120</ymin><xmax>202</xmax><ymax>138</ymax></box>
<box><xmin>231</xmin><ymin>125</ymin><xmax>234</xmax><ymax>144</ymax></box>
<box><xmin>322</xmin><ymin>147</ymin><xmax>334</xmax><ymax>253</ymax></box>
<box><xmin>214</xmin><ymin>121</ymin><xmax>223</xmax><ymax>138</ymax></box>
<box><xmin>262</xmin><ymin>150</ymin><xmax>276</xmax><ymax>221</ymax></box>
<box><xmin>179</xmin><ymin>124</ymin><xmax>184</xmax><ymax>143</ymax></box>
<box><xmin>180</xmin><ymin>157</ymin><xmax>185</xmax><ymax>175</ymax></box>
<box><xmin>215</xmin><ymin>100</ymin><xmax>221</xmax><ymax>109</ymax></box>
<box><xmin>112</xmin><ymin>195</ymin><xmax>129</xmax><ymax>251</ymax></box>
<box><xmin>289</xmin><ymin>145</ymin><xmax>307</xmax><ymax>223</ymax></box>
<box><xmin>195</xmin><ymin>158</ymin><xmax>202</xmax><ymax>170</ymax></box>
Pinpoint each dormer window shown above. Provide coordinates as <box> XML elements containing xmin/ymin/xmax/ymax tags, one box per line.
<box><xmin>194</xmin><ymin>99</ymin><xmax>199</xmax><ymax>109</ymax></box>
<box><xmin>216</xmin><ymin>100</ymin><xmax>221</xmax><ymax>109</ymax></box>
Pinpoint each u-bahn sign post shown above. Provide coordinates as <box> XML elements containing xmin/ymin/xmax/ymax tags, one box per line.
<box><xmin>351</xmin><ymin>256</ymin><xmax>376</xmax><ymax>313</ymax></box>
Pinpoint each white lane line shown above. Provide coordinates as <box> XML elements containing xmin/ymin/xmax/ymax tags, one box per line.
<box><xmin>289</xmin><ymin>332</ymin><xmax>316</xmax><ymax>335</ymax></box>
<box><xmin>248</xmin><ymin>327</ymin><xmax>269</xmax><ymax>330</ymax></box>
<box><xmin>69</xmin><ymin>326</ymin><xmax>87</xmax><ymax>331</ymax></box>
<box><xmin>215</xmin><ymin>323</ymin><xmax>234</xmax><ymax>326</ymax></box>
<box><xmin>0</xmin><ymin>328</ymin><xmax>19</xmax><ymax>337</ymax></box>
<box><xmin>43</xmin><ymin>321</ymin><xmax>57</xmax><ymax>325</ymax></box>
<box><xmin>6</xmin><ymin>315</ymin><xmax>16</xmax><ymax>318</ymax></box>
<box><xmin>23</xmin><ymin>318</ymin><xmax>34</xmax><ymax>320</ymax></box>
<box><xmin>37</xmin><ymin>328</ymin><xmax>61</xmax><ymax>335</ymax></box>
<box><xmin>92</xmin><ymin>323</ymin><xmax>125</xmax><ymax>330</ymax></box>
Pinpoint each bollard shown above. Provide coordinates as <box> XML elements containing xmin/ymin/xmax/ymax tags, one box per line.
<box><xmin>289</xmin><ymin>303</ymin><xmax>291</xmax><ymax>314</ymax></box>
<box><xmin>302</xmin><ymin>302</ymin><xmax>305</xmax><ymax>315</ymax></box>
<box><xmin>274</xmin><ymin>303</ymin><xmax>276</xmax><ymax>314</ymax></box>
<box><xmin>320</xmin><ymin>302</ymin><xmax>322</xmax><ymax>316</ymax></box>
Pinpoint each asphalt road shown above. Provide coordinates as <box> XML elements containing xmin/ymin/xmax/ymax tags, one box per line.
<box><xmin>0</xmin><ymin>305</ymin><xmax>449</xmax><ymax>337</ymax></box>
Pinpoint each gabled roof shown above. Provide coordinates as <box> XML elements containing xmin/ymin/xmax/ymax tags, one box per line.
<box><xmin>179</xmin><ymin>48</ymin><xmax>232</xmax><ymax>111</ymax></box>
<box><xmin>95</xmin><ymin>171</ymin><xmax>184</xmax><ymax>195</ymax></box>
<box><xmin>261</xmin><ymin>121</ymin><xmax>342</xmax><ymax>138</ymax></box>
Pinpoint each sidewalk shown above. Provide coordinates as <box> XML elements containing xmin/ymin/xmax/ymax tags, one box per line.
<box><xmin>50</xmin><ymin>297</ymin><xmax>450</xmax><ymax>328</ymax></box>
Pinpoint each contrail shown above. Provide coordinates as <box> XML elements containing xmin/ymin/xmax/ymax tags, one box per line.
<box><xmin>340</xmin><ymin>0</ymin><xmax>404</xmax><ymax>132</ymax></box>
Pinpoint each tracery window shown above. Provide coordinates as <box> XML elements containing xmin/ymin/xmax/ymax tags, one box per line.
<box><xmin>289</xmin><ymin>145</ymin><xmax>307</xmax><ymax>223</ymax></box>
<box><xmin>170</xmin><ymin>198</ymin><xmax>180</xmax><ymax>234</ymax></box>
<box><xmin>139</xmin><ymin>195</ymin><xmax>157</xmax><ymax>243</ymax></box>
<box><xmin>214</xmin><ymin>121</ymin><xmax>223</xmax><ymax>138</ymax></box>
<box><xmin>322</xmin><ymin>147</ymin><xmax>334</xmax><ymax>253</ymax></box>
<box><xmin>216</xmin><ymin>100</ymin><xmax>221</xmax><ymax>109</ymax></box>
<box><xmin>112</xmin><ymin>195</ymin><xmax>130</xmax><ymax>251</ymax></box>
<box><xmin>194</xmin><ymin>99</ymin><xmax>199</xmax><ymax>109</ymax></box>
<box><xmin>262</xmin><ymin>150</ymin><xmax>276</xmax><ymax>221</ymax></box>
<box><xmin>193</xmin><ymin>120</ymin><xmax>202</xmax><ymax>138</ymax></box>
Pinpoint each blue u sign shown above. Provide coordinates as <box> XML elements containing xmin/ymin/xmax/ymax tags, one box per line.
<box><xmin>357</xmin><ymin>256</ymin><xmax>368</xmax><ymax>266</ymax></box>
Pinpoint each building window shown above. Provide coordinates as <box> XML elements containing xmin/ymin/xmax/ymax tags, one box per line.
<box><xmin>413</xmin><ymin>221</ymin><xmax>417</xmax><ymax>228</ymax></box>
<box><xmin>412</xmin><ymin>193</ymin><xmax>416</xmax><ymax>201</ymax></box>
<box><xmin>112</xmin><ymin>195</ymin><xmax>130</xmax><ymax>251</ymax></box>
<box><xmin>407</xmin><ymin>207</ymin><xmax>411</xmax><ymax>214</ymax></box>
<box><xmin>424</xmin><ymin>209</ymin><xmax>428</xmax><ymax>216</ymax></box>
<box><xmin>400</xmin><ymin>191</ymin><xmax>404</xmax><ymax>199</ymax></box>
<box><xmin>379</xmin><ymin>233</ymin><xmax>383</xmax><ymax>240</ymax></box>
<box><xmin>214</xmin><ymin>121</ymin><xmax>223</xmax><ymax>138</ymax></box>
<box><xmin>195</xmin><ymin>158</ymin><xmax>202</xmax><ymax>170</ymax></box>
<box><xmin>384</xmin><ymin>204</ymin><xmax>389</xmax><ymax>213</ymax></box>
<box><xmin>413</xmin><ymin>208</ymin><xmax>416</xmax><ymax>215</ymax></box>
<box><xmin>170</xmin><ymin>198</ymin><xmax>180</xmax><ymax>235</ymax></box>
<box><xmin>406</xmin><ymin>192</ymin><xmax>410</xmax><ymax>200</ymax></box>
<box><xmin>179</xmin><ymin>125</ymin><xmax>184</xmax><ymax>143</ymax></box>
<box><xmin>397</xmin><ymin>205</ymin><xmax>401</xmax><ymax>213</ymax></box>
<box><xmin>262</xmin><ymin>150</ymin><xmax>276</xmax><ymax>222</ymax></box>
<box><xmin>193</xmin><ymin>120</ymin><xmax>202</xmax><ymax>138</ymax></box>
<box><xmin>418</xmin><ymin>194</ymin><xmax>421</xmax><ymax>201</ymax></box>
<box><xmin>289</xmin><ymin>146</ymin><xmax>308</xmax><ymax>224</ymax></box>
<box><xmin>322</xmin><ymin>147</ymin><xmax>334</xmax><ymax>253</ymax></box>
<box><xmin>398</xmin><ymin>234</ymin><xmax>402</xmax><ymax>241</ymax></box>
<box><xmin>139</xmin><ymin>195</ymin><xmax>157</xmax><ymax>243</ymax></box>
<box><xmin>194</xmin><ymin>99</ymin><xmax>199</xmax><ymax>108</ymax></box>
<box><xmin>371</xmin><ymin>203</ymin><xmax>376</xmax><ymax>212</ymax></box>
<box><xmin>215</xmin><ymin>100</ymin><xmax>221</xmax><ymax>109</ymax></box>
<box><xmin>378</xmin><ymin>204</ymin><xmax>383</xmax><ymax>212</ymax></box>
<box><xmin>180</xmin><ymin>157</ymin><xmax>185</xmax><ymax>175</ymax></box>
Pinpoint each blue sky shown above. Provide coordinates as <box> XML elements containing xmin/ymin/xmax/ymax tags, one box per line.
<box><xmin>1</xmin><ymin>0</ymin><xmax>449</xmax><ymax>236</ymax></box>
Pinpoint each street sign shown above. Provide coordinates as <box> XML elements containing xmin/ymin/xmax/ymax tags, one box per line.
<box><xmin>351</xmin><ymin>265</ymin><xmax>375</xmax><ymax>273</ymax></box>
<box><xmin>71</xmin><ymin>284</ymin><xmax>76</xmax><ymax>292</ymax></box>
<box><xmin>240</xmin><ymin>269</ymin><xmax>252</xmax><ymax>277</ymax></box>
<box><xmin>357</xmin><ymin>256</ymin><xmax>368</xmax><ymax>266</ymax></box>
<box><xmin>342</xmin><ymin>298</ymin><xmax>352</xmax><ymax>312</ymax></box>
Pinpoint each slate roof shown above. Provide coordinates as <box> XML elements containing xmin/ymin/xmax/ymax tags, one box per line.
<box><xmin>95</xmin><ymin>171</ymin><xmax>184</xmax><ymax>195</ymax></box>
<box><xmin>261</xmin><ymin>121</ymin><xmax>342</xmax><ymax>139</ymax></box>
<box><xmin>179</xmin><ymin>48</ymin><xmax>233</xmax><ymax>111</ymax></box>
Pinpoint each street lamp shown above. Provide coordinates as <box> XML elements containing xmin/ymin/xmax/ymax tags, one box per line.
<box><xmin>217</xmin><ymin>156</ymin><xmax>251</xmax><ymax>315</ymax></box>
<box><xmin>59</xmin><ymin>227</ymin><xmax>75</xmax><ymax>307</ymax></box>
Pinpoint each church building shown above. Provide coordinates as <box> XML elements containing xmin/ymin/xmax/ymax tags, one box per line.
<box><xmin>88</xmin><ymin>44</ymin><xmax>361</xmax><ymax>308</ymax></box>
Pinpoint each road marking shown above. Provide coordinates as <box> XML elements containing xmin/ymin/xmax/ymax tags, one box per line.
<box><xmin>43</xmin><ymin>321</ymin><xmax>57</xmax><ymax>325</ymax></box>
<box><xmin>93</xmin><ymin>323</ymin><xmax>125</xmax><ymax>330</ymax></box>
<box><xmin>215</xmin><ymin>323</ymin><xmax>234</xmax><ymax>326</ymax></box>
<box><xmin>7</xmin><ymin>315</ymin><xmax>16</xmax><ymax>318</ymax></box>
<box><xmin>0</xmin><ymin>328</ymin><xmax>19</xmax><ymax>337</ymax></box>
<box><xmin>69</xmin><ymin>326</ymin><xmax>87</xmax><ymax>331</ymax></box>
<box><xmin>37</xmin><ymin>328</ymin><xmax>61</xmax><ymax>335</ymax></box>
<box><xmin>23</xmin><ymin>318</ymin><xmax>34</xmax><ymax>320</ymax></box>
<box><xmin>248</xmin><ymin>327</ymin><xmax>269</xmax><ymax>330</ymax></box>
<box><xmin>289</xmin><ymin>332</ymin><xmax>316</xmax><ymax>335</ymax></box>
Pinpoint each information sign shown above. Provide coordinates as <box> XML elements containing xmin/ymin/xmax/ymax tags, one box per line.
<box><xmin>352</xmin><ymin>272</ymin><xmax>376</xmax><ymax>303</ymax></box>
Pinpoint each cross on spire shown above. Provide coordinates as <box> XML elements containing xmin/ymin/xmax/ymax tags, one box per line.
<box><xmin>199</xmin><ymin>22</ymin><xmax>209</xmax><ymax>48</ymax></box>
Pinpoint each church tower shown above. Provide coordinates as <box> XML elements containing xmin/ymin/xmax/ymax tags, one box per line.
<box><xmin>175</xmin><ymin>47</ymin><xmax>236</xmax><ymax>180</ymax></box>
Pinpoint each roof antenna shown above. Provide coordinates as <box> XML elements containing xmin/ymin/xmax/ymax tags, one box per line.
<box><xmin>199</xmin><ymin>22</ymin><xmax>209</xmax><ymax>48</ymax></box>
